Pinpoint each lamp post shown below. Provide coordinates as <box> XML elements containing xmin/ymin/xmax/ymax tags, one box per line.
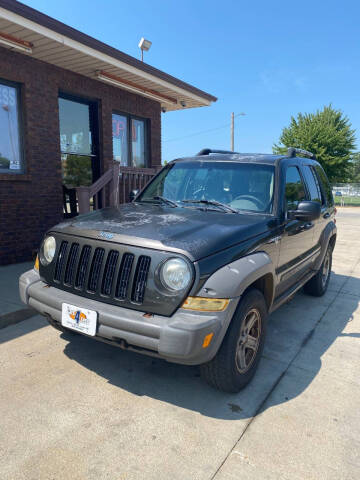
<box><xmin>138</xmin><ymin>37</ymin><xmax>152</xmax><ymax>62</ymax></box>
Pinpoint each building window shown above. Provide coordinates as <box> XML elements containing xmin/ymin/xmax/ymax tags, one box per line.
<box><xmin>0</xmin><ymin>80</ymin><xmax>23</xmax><ymax>174</ymax></box>
<box><xmin>131</xmin><ymin>118</ymin><xmax>146</xmax><ymax>167</ymax></box>
<box><xmin>112</xmin><ymin>113</ymin><xmax>128</xmax><ymax>166</ymax></box>
<box><xmin>112</xmin><ymin>112</ymin><xmax>148</xmax><ymax>168</ymax></box>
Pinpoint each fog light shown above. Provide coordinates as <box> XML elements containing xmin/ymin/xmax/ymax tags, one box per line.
<box><xmin>182</xmin><ymin>297</ymin><xmax>229</xmax><ymax>312</ymax></box>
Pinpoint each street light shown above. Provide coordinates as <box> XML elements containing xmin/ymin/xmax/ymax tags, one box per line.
<box><xmin>138</xmin><ymin>37</ymin><xmax>152</xmax><ymax>62</ymax></box>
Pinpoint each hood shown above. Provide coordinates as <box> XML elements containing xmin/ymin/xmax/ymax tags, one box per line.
<box><xmin>52</xmin><ymin>203</ymin><xmax>271</xmax><ymax>261</ymax></box>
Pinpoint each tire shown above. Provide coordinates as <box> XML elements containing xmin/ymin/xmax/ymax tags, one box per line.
<box><xmin>200</xmin><ymin>289</ymin><xmax>267</xmax><ymax>393</ymax></box>
<box><xmin>304</xmin><ymin>245</ymin><xmax>332</xmax><ymax>297</ymax></box>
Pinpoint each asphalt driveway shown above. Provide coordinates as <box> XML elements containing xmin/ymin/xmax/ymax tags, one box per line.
<box><xmin>0</xmin><ymin>208</ymin><xmax>359</xmax><ymax>480</ymax></box>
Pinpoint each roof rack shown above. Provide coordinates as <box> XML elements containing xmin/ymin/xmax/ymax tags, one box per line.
<box><xmin>287</xmin><ymin>147</ymin><xmax>316</xmax><ymax>160</ymax></box>
<box><xmin>196</xmin><ymin>148</ymin><xmax>239</xmax><ymax>156</ymax></box>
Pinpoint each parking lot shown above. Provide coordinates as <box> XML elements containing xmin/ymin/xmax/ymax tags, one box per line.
<box><xmin>1</xmin><ymin>208</ymin><xmax>359</xmax><ymax>480</ymax></box>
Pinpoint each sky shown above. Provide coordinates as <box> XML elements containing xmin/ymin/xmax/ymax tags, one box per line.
<box><xmin>23</xmin><ymin>0</ymin><xmax>360</xmax><ymax>162</ymax></box>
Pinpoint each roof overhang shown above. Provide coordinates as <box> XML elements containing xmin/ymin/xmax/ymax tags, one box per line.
<box><xmin>0</xmin><ymin>1</ymin><xmax>217</xmax><ymax>111</ymax></box>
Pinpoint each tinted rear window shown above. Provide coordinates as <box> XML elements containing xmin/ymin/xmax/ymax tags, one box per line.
<box><xmin>314</xmin><ymin>165</ymin><xmax>334</xmax><ymax>206</ymax></box>
<box><xmin>303</xmin><ymin>166</ymin><xmax>322</xmax><ymax>203</ymax></box>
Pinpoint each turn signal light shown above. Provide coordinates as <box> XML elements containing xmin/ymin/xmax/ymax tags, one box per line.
<box><xmin>202</xmin><ymin>333</ymin><xmax>214</xmax><ymax>348</ymax></box>
<box><xmin>182</xmin><ymin>297</ymin><xmax>229</xmax><ymax>312</ymax></box>
<box><xmin>34</xmin><ymin>255</ymin><xmax>39</xmax><ymax>271</ymax></box>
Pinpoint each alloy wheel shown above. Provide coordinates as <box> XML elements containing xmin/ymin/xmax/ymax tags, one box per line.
<box><xmin>321</xmin><ymin>250</ymin><xmax>331</xmax><ymax>289</ymax></box>
<box><xmin>235</xmin><ymin>308</ymin><xmax>261</xmax><ymax>373</ymax></box>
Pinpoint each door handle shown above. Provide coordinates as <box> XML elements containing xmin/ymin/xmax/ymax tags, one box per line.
<box><xmin>323</xmin><ymin>212</ymin><xmax>330</xmax><ymax>219</ymax></box>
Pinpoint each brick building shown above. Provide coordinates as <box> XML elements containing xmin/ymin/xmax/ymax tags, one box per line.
<box><xmin>0</xmin><ymin>0</ymin><xmax>216</xmax><ymax>265</ymax></box>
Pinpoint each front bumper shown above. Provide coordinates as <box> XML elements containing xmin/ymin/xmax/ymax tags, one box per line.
<box><xmin>19</xmin><ymin>270</ymin><xmax>238</xmax><ymax>365</ymax></box>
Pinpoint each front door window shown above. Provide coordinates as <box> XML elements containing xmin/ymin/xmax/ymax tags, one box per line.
<box><xmin>285</xmin><ymin>166</ymin><xmax>306</xmax><ymax>211</ymax></box>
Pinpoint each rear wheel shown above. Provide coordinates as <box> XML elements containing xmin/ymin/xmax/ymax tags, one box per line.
<box><xmin>304</xmin><ymin>245</ymin><xmax>332</xmax><ymax>296</ymax></box>
<box><xmin>200</xmin><ymin>289</ymin><xmax>267</xmax><ymax>392</ymax></box>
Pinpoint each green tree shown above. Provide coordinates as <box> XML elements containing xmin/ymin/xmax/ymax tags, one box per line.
<box><xmin>347</xmin><ymin>152</ymin><xmax>360</xmax><ymax>183</ymax></box>
<box><xmin>273</xmin><ymin>105</ymin><xmax>356</xmax><ymax>183</ymax></box>
<box><xmin>0</xmin><ymin>153</ymin><xmax>10</xmax><ymax>169</ymax></box>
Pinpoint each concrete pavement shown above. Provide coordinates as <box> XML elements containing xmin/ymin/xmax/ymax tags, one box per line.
<box><xmin>0</xmin><ymin>261</ymin><xmax>35</xmax><ymax>329</ymax></box>
<box><xmin>0</xmin><ymin>261</ymin><xmax>33</xmax><ymax>315</ymax></box>
<box><xmin>0</xmin><ymin>208</ymin><xmax>359</xmax><ymax>479</ymax></box>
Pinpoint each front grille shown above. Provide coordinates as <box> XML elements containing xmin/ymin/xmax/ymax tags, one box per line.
<box><xmin>64</xmin><ymin>243</ymin><xmax>79</xmax><ymax>285</ymax></box>
<box><xmin>132</xmin><ymin>255</ymin><xmax>151</xmax><ymax>303</ymax></box>
<box><xmin>101</xmin><ymin>250</ymin><xmax>119</xmax><ymax>296</ymax></box>
<box><xmin>75</xmin><ymin>245</ymin><xmax>91</xmax><ymax>289</ymax></box>
<box><xmin>88</xmin><ymin>248</ymin><xmax>105</xmax><ymax>292</ymax></box>
<box><xmin>52</xmin><ymin>241</ymin><xmax>151</xmax><ymax>305</ymax></box>
<box><xmin>115</xmin><ymin>253</ymin><xmax>134</xmax><ymax>300</ymax></box>
<box><xmin>54</xmin><ymin>241</ymin><xmax>68</xmax><ymax>281</ymax></box>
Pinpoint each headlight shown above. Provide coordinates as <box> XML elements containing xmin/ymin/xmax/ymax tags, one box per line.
<box><xmin>41</xmin><ymin>236</ymin><xmax>56</xmax><ymax>265</ymax></box>
<box><xmin>160</xmin><ymin>258</ymin><xmax>191</xmax><ymax>292</ymax></box>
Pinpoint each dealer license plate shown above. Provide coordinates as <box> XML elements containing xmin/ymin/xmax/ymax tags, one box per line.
<box><xmin>61</xmin><ymin>303</ymin><xmax>97</xmax><ymax>336</ymax></box>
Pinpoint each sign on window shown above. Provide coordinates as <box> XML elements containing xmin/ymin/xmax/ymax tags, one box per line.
<box><xmin>0</xmin><ymin>82</ymin><xmax>22</xmax><ymax>173</ymax></box>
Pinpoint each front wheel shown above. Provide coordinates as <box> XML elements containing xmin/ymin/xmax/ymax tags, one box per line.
<box><xmin>304</xmin><ymin>245</ymin><xmax>332</xmax><ymax>297</ymax></box>
<box><xmin>200</xmin><ymin>289</ymin><xmax>267</xmax><ymax>393</ymax></box>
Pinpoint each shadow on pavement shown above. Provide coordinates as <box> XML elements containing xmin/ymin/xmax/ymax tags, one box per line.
<box><xmin>60</xmin><ymin>272</ymin><xmax>359</xmax><ymax>420</ymax></box>
<box><xmin>0</xmin><ymin>315</ymin><xmax>47</xmax><ymax>344</ymax></box>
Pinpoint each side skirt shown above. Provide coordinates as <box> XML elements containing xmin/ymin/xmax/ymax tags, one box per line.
<box><xmin>270</xmin><ymin>270</ymin><xmax>317</xmax><ymax>314</ymax></box>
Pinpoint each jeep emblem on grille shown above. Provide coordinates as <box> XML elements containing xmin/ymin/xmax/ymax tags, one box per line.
<box><xmin>99</xmin><ymin>231</ymin><xmax>114</xmax><ymax>240</ymax></box>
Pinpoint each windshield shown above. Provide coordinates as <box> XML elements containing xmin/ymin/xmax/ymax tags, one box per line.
<box><xmin>138</xmin><ymin>161</ymin><xmax>275</xmax><ymax>213</ymax></box>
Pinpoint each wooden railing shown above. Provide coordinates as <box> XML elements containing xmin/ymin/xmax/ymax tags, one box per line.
<box><xmin>76</xmin><ymin>163</ymin><xmax>159</xmax><ymax>214</ymax></box>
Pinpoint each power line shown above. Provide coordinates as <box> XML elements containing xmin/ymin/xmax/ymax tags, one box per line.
<box><xmin>163</xmin><ymin>112</ymin><xmax>246</xmax><ymax>143</ymax></box>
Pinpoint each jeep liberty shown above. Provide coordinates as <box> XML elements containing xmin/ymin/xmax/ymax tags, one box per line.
<box><xmin>19</xmin><ymin>147</ymin><xmax>336</xmax><ymax>392</ymax></box>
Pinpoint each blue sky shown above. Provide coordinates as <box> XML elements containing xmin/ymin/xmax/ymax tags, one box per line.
<box><xmin>24</xmin><ymin>0</ymin><xmax>360</xmax><ymax>161</ymax></box>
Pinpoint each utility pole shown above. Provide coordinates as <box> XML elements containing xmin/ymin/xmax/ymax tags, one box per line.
<box><xmin>230</xmin><ymin>112</ymin><xmax>234</xmax><ymax>151</ymax></box>
<box><xmin>230</xmin><ymin>112</ymin><xmax>246</xmax><ymax>151</ymax></box>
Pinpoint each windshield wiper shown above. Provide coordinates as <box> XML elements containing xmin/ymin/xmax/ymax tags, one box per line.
<box><xmin>152</xmin><ymin>196</ymin><xmax>179</xmax><ymax>207</ymax></box>
<box><xmin>181</xmin><ymin>199</ymin><xmax>239</xmax><ymax>213</ymax></box>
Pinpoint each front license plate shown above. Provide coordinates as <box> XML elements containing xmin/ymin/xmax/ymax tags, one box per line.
<box><xmin>61</xmin><ymin>303</ymin><xmax>97</xmax><ymax>336</ymax></box>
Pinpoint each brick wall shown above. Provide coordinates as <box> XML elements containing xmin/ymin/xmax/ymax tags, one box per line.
<box><xmin>0</xmin><ymin>46</ymin><xmax>161</xmax><ymax>265</ymax></box>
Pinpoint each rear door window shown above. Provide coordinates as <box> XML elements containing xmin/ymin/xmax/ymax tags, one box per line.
<box><xmin>303</xmin><ymin>166</ymin><xmax>322</xmax><ymax>203</ymax></box>
<box><xmin>314</xmin><ymin>165</ymin><xmax>334</xmax><ymax>206</ymax></box>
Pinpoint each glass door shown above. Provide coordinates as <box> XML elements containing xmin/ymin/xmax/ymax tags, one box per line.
<box><xmin>58</xmin><ymin>95</ymin><xmax>99</xmax><ymax>216</ymax></box>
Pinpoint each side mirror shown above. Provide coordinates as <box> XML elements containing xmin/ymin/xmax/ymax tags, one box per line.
<box><xmin>129</xmin><ymin>189</ymin><xmax>139</xmax><ymax>202</ymax></box>
<box><xmin>288</xmin><ymin>200</ymin><xmax>321</xmax><ymax>222</ymax></box>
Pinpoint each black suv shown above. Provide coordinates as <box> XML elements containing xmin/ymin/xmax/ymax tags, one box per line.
<box><xmin>20</xmin><ymin>148</ymin><xmax>336</xmax><ymax>392</ymax></box>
